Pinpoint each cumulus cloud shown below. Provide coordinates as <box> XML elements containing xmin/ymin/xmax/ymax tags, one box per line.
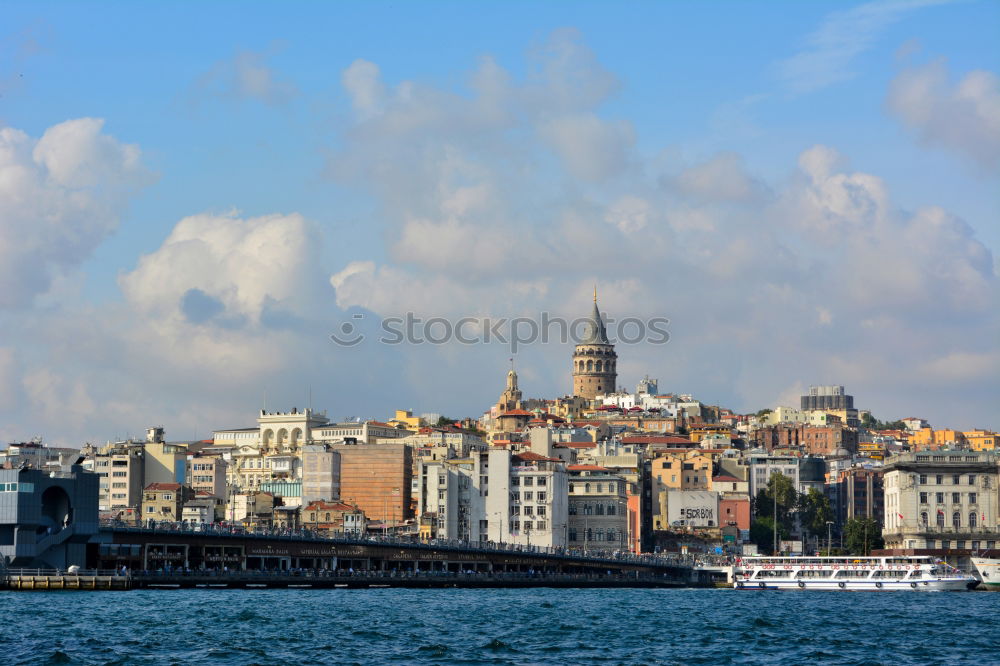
<box><xmin>671</xmin><ymin>153</ymin><xmax>768</xmax><ymax>203</ymax></box>
<box><xmin>196</xmin><ymin>48</ymin><xmax>298</xmax><ymax>105</ymax></box>
<box><xmin>119</xmin><ymin>210</ymin><xmax>322</xmax><ymax>325</ymax></box>
<box><xmin>0</xmin><ymin>118</ymin><xmax>150</xmax><ymax>308</ymax></box>
<box><xmin>886</xmin><ymin>58</ymin><xmax>1000</xmax><ymax>169</ymax></box>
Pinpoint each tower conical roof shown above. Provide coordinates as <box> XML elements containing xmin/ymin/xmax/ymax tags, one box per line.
<box><xmin>580</xmin><ymin>293</ymin><xmax>609</xmax><ymax>345</ymax></box>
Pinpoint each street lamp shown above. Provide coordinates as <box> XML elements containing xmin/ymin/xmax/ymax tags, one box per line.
<box><xmin>826</xmin><ymin>520</ymin><xmax>834</xmax><ymax>556</ymax></box>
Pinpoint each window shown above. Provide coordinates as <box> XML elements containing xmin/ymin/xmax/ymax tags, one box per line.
<box><xmin>969</xmin><ymin>493</ymin><xmax>977</xmax><ymax>504</ymax></box>
<box><xmin>147</xmin><ymin>506</ymin><xmax>154</xmax><ymax>513</ymax></box>
<box><xmin>953</xmin><ymin>474</ymin><xmax>961</xmax><ymax>485</ymax></box>
<box><xmin>310</xmin><ymin>513</ymin><xmax>316</xmax><ymax>521</ymax></box>
<box><xmin>957</xmin><ymin>541</ymin><xmax>966</xmax><ymax>549</ymax></box>
<box><xmin>325</xmin><ymin>512</ymin><xmax>331</xmax><ymax>521</ymax></box>
<box><xmin>968</xmin><ymin>475</ymin><xmax>976</xmax><ymax>485</ymax></box>
<box><xmin>511</xmin><ymin>477</ymin><xmax>519</xmax><ymax>486</ymax></box>
<box><xmin>537</xmin><ymin>492</ymin><xmax>546</xmax><ymax>503</ymax></box>
<box><xmin>597</xmin><ymin>484</ymin><xmax>604</xmax><ymax>493</ymax></box>
<box><xmin>536</xmin><ymin>521</ymin><xmax>546</xmax><ymax>530</ymax></box>
<box><xmin>936</xmin><ymin>492</ymin><xmax>944</xmax><ymax>504</ymax></box>
<box><xmin>568</xmin><ymin>505</ymin><xmax>577</xmax><ymax>515</ymax></box>
<box><xmin>953</xmin><ymin>512</ymin><xmax>961</xmax><ymax>528</ymax></box>
<box><xmin>953</xmin><ymin>493</ymin><xmax>961</xmax><ymax>504</ymax></box>
<box><xmin>522</xmin><ymin>521</ymin><xmax>532</xmax><ymax>530</ymax></box>
<box><xmin>919</xmin><ymin>492</ymin><xmax>928</xmax><ymax>504</ymax></box>
<box><xmin>936</xmin><ymin>475</ymin><xmax>943</xmax><ymax>484</ymax></box>
<box><xmin>941</xmin><ymin>540</ymin><xmax>950</xmax><ymax>548</ymax></box>
<box><xmin>523</xmin><ymin>477</ymin><xmax>534</xmax><ymax>487</ymax></box>
<box><xmin>937</xmin><ymin>512</ymin><xmax>945</xmax><ymax>527</ymax></box>
<box><xmin>537</xmin><ymin>506</ymin><xmax>546</xmax><ymax>517</ymax></box>
<box><xmin>919</xmin><ymin>474</ymin><xmax>927</xmax><ymax>484</ymax></box>
<box><xmin>920</xmin><ymin>512</ymin><xmax>928</xmax><ymax>526</ymax></box>
<box><xmin>537</xmin><ymin>477</ymin><xmax>546</xmax><ymax>487</ymax></box>
<box><xmin>523</xmin><ymin>506</ymin><xmax>533</xmax><ymax>516</ymax></box>
<box><xmin>568</xmin><ymin>529</ymin><xmax>578</xmax><ymax>541</ymax></box>
<box><xmin>970</xmin><ymin>512</ymin><xmax>978</xmax><ymax>528</ymax></box>
<box><xmin>585</xmin><ymin>483</ymin><xmax>591</xmax><ymax>492</ymax></box>
<box><xmin>595</xmin><ymin>504</ymin><xmax>605</xmax><ymax>516</ymax></box>
<box><xmin>568</xmin><ymin>483</ymin><xmax>574</xmax><ymax>493</ymax></box>
<box><xmin>972</xmin><ymin>541</ymin><xmax>980</xmax><ymax>550</ymax></box>
<box><xmin>523</xmin><ymin>491</ymin><xmax>533</xmax><ymax>501</ymax></box>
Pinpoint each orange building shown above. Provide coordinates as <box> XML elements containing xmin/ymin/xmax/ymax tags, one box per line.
<box><xmin>964</xmin><ymin>430</ymin><xmax>998</xmax><ymax>451</ymax></box>
<box><xmin>332</xmin><ymin>443</ymin><xmax>412</xmax><ymax>524</ymax></box>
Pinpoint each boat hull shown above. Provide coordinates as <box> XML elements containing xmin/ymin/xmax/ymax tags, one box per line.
<box><xmin>734</xmin><ymin>578</ymin><xmax>971</xmax><ymax>591</ymax></box>
<box><xmin>970</xmin><ymin>558</ymin><xmax>1000</xmax><ymax>589</ymax></box>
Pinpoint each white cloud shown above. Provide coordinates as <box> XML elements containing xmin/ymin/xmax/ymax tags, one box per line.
<box><xmin>539</xmin><ymin>113</ymin><xmax>634</xmax><ymax>182</ymax></box>
<box><xmin>886</xmin><ymin>58</ymin><xmax>1000</xmax><ymax>169</ymax></box>
<box><xmin>0</xmin><ymin>118</ymin><xmax>150</xmax><ymax>308</ymax></box>
<box><xmin>342</xmin><ymin>59</ymin><xmax>386</xmax><ymax>117</ymax></box>
<box><xmin>119</xmin><ymin>210</ymin><xmax>322</xmax><ymax>324</ymax></box>
<box><xmin>776</xmin><ymin>0</ymin><xmax>954</xmax><ymax>93</ymax></box>
<box><xmin>672</xmin><ymin>152</ymin><xmax>767</xmax><ymax>203</ymax></box>
<box><xmin>196</xmin><ymin>48</ymin><xmax>297</xmax><ymax>105</ymax></box>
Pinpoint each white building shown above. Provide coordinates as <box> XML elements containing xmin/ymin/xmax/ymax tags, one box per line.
<box><xmin>485</xmin><ymin>449</ymin><xmax>568</xmax><ymax>548</ymax></box>
<box><xmin>744</xmin><ymin>452</ymin><xmax>801</xmax><ymax>499</ymax></box>
<box><xmin>883</xmin><ymin>451</ymin><xmax>999</xmax><ymax>550</ymax></box>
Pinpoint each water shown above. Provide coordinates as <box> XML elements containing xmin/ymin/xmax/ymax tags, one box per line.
<box><xmin>2</xmin><ymin>588</ymin><xmax>997</xmax><ymax>665</ymax></box>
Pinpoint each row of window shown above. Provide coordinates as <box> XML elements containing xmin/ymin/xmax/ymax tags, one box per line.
<box><xmin>568</xmin><ymin>528</ymin><xmax>620</xmax><ymax>542</ymax></box>
<box><xmin>568</xmin><ymin>503</ymin><xmax>618</xmax><ymax>516</ymax></box>
<box><xmin>512</xmin><ymin>476</ymin><xmax>547</xmax><ymax>487</ymax></box>
<box><xmin>510</xmin><ymin>520</ymin><xmax>546</xmax><ymax>531</ymax></box>
<box><xmin>0</xmin><ymin>482</ymin><xmax>33</xmax><ymax>492</ymax></box>
<box><xmin>919</xmin><ymin>474</ymin><xmax>978</xmax><ymax>485</ymax></box>
<box><xmin>514</xmin><ymin>491</ymin><xmax>547</xmax><ymax>502</ymax></box>
<box><xmin>568</xmin><ymin>482</ymin><xmax>621</xmax><ymax>493</ymax></box>
<box><xmin>919</xmin><ymin>492</ymin><xmax>978</xmax><ymax>504</ymax></box>
<box><xmin>511</xmin><ymin>505</ymin><xmax>547</xmax><ymax>516</ymax></box>
<box><xmin>919</xmin><ymin>511</ymin><xmax>984</xmax><ymax>528</ymax></box>
<box><xmin>928</xmin><ymin>539</ymin><xmax>995</xmax><ymax>549</ymax></box>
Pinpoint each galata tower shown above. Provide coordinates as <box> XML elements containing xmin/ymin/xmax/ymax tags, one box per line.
<box><xmin>572</xmin><ymin>288</ymin><xmax>617</xmax><ymax>399</ymax></box>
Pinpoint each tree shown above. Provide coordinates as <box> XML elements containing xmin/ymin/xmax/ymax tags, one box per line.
<box><xmin>844</xmin><ymin>517</ymin><xmax>884</xmax><ymax>555</ymax></box>
<box><xmin>435</xmin><ymin>416</ymin><xmax>456</xmax><ymax>427</ymax></box>
<box><xmin>752</xmin><ymin>472</ymin><xmax>798</xmax><ymax>536</ymax></box>
<box><xmin>798</xmin><ymin>488</ymin><xmax>834</xmax><ymax>540</ymax></box>
<box><xmin>755</xmin><ymin>408</ymin><xmax>773</xmax><ymax>419</ymax></box>
<box><xmin>749</xmin><ymin>517</ymin><xmax>789</xmax><ymax>555</ymax></box>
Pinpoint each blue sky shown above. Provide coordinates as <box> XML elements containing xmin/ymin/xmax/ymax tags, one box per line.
<box><xmin>0</xmin><ymin>0</ymin><xmax>997</xmax><ymax>444</ymax></box>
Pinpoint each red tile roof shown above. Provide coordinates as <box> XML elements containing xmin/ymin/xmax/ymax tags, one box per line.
<box><xmin>145</xmin><ymin>482</ymin><xmax>181</xmax><ymax>491</ymax></box>
<box><xmin>513</xmin><ymin>451</ymin><xmax>561</xmax><ymax>463</ymax></box>
<box><xmin>568</xmin><ymin>464</ymin><xmax>611</xmax><ymax>472</ymax></box>
<box><xmin>712</xmin><ymin>475</ymin><xmax>742</xmax><ymax>483</ymax></box>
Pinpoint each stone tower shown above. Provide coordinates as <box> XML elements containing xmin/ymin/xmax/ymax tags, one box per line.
<box><xmin>572</xmin><ymin>288</ymin><xmax>617</xmax><ymax>399</ymax></box>
<box><xmin>498</xmin><ymin>360</ymin><xmax>523</xmax><ymax>412</ymax></box>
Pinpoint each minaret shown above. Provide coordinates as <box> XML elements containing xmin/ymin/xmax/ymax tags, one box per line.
<box><xmin>572</xmin><ymin>287</ymin><xmax>617</xmax><ymax>399</ymax></box>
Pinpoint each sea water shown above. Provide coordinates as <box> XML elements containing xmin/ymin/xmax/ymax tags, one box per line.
<box><xmin>3</xmin><ymin>588</ymin><xmax>996</xmax><ymax>665</ymax></box>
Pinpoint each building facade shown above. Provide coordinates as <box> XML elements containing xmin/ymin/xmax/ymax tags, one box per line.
<box><xmin>882</xmin><ymin>451</ymin><xmax>999</xmax><ymax>550</ymax></box>
<box><xmin>572</xmin><ymin>290</ymin><xmax>618</xmax><ymax>399</ymax></box>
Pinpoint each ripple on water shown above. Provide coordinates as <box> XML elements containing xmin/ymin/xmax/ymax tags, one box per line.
<box><xmin>3</xmin><ymin>588</ymin><xmax>998</xmax><ymax>665</ymax></box>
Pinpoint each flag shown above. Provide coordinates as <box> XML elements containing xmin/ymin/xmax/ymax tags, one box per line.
<box><xmin>897</xmin><ymin>512</ymin><xmax>904</xmax><ymax>520</ymax></box>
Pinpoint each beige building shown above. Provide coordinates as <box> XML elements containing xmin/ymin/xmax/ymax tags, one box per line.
<box><xmin>187</xmin><ymin>453</ymin><xmax>228</xmax><ymax>498</ymax></box>
<box><xmin>301</xmin><ymin>444</ymin><xmax>342</xmax><ymax>504</ymax></box>
<box><xmin>332</xmin><ymin>443</ymin><xmax>412</xmax><ymax>524</ymax></box>
<box><xmin>882</xmin><ymin>451</ymin><xmax>999</xmax><ymax>550</ymax></box>
<box><xmin>143</xmin><ymin>483</ymin><xmax>186</xmax><ymax>523</ymax></box>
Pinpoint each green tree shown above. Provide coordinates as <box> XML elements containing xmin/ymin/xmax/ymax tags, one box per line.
<box><xmin>798</xmin><ymin>488</ymin><xmax>834</xmax><ymax>540</ymax></box>
<box><xmin>844</xmin><ymin>517</ymin><xmax>884</xmax><ymax>555</ymax></box>
<box><xmin>755</xmin><ymin>408</ymin><xmax>773</xmax><ymax>419</ymax></box>
<box><xmin>749</xmin><ymin>517</ymin><xmax>789</xmax><ymax>555</ymax></box>
<box><xmin>752</xmin><ymin>472</ymin><xmax>798</xmax><ymax>535</ymax></box>
<box><xmin>435</xmin><ymin>416</ymin><xmax>456</xmax><ymax>427</ymax></box>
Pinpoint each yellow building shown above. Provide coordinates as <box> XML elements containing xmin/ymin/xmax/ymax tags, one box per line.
<box><xmin>390</xmin><ymin>410</ymin><xmax>425</xmax><ymax>429</ymax></box>
<box><xmin>910</xmin><ymin>428</ymin><xmax>935</xmax><ymax>450</ymax></box>
<box><xmin>933</xmin><ymin>429</ymin><xmax>966</xmax><ymax>448</ymax></box>
<box><xmin>965</xmin><ymin>430</ymin><xmax>998</xmax><ymax>451</ymax></box>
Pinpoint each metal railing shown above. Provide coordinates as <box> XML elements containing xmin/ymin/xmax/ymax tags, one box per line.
<box><xmin>98</xmin><ymin>520</ymin><xmax>695</xmax><ymax>567</ymax></box>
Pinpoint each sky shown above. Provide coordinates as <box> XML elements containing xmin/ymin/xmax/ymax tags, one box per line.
<box><xmin>0</xmin><ymin>0</ymin><xmax>998</xmax><ymax>445</ymax></box>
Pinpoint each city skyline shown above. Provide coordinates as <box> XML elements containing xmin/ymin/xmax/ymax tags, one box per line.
<box><xmin>1</xmin><ymin>1</ymin><xmax>998</xmax><ymax>444</ymax></box>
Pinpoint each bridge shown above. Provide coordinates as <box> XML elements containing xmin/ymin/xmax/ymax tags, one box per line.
<box><xmin>88</xmin><ymin>524</ymin><xmax>722</xmax><ymax>587</ymax></box>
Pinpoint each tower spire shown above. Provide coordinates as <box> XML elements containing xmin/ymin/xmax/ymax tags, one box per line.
<box><xmin>594</xmin><ymin>283</ymin><xmax>597</xmax><ymax>303</ymax></box>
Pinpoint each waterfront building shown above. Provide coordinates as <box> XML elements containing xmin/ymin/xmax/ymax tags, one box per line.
<box><xmin>485</xmin><ymin>448</ymin><xmax>568</xmax><ymax>548</ymax></box>
<box><xmin>0</xmin><ymin>464</ymin><xmax>99</xmax><ymax>568</ymax></box>
<box><xmin>567</xmin><ymin>465</ymin><xmax>629</xmax><ymax>552</ymax></box>
<box><xmin>87</xmin><ymin>442</ymin><xmax>145</xmax><ymax>517</ymax></box>
<box><xmin>416</xmin><ymin>458</ymin><xmax>482</xmax><ymax>542</ymax></box>
<box><xmin>186</xmin><ymin>453</ymin><xmax>228</xmax><ymax>498</ymax></box>
<box><xmin>882</xmin><ymin>451</ymin><xmax>999</xmax><ymax>550</ymax></box>
<box><xmin>331</xmin><ymin>443</ymin><xmax>412</xmax><ymax>525</ymax></box>
<box><xmin>300</xmin><ymin>500</ymin><xmax>365</xmax><ymax>536</ymax></box>
<box><xmin>572</xmin><ymin>289</ymin><xmax>618</xmax><ymax>399</ymax></box>
<box><xmin>300</xmin><ymin>444</ymin><xmax>342</xmax><ymax>504</ymax></box>
<box><xmin>142</xmin><ymin>483</ymin><xmax>188</xmax><ymax>523</ymax></box>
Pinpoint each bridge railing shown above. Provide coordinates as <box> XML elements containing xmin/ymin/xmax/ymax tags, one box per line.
<box><xmin>99</xmin><ymin>520</ymin><xmax>696</xmax><ymax>568</ymax></box>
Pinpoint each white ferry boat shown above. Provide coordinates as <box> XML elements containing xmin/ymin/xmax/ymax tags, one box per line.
<box><xmin>734</xmin><ymin>555</ymin><xmax>975</xmax><ymax>591</ymax></box>
<box><xmin>970</xmin><ymin>557</ymin><xmax>1000</xmax><ymax>590</ymax></box>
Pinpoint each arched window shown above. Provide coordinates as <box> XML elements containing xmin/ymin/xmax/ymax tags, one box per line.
<box><xmin>920</xmin><ymin>512</ymin><xmax>928</xmax><ymax>526</ymax></box>
<box><xmin>595</xmin><ymin>360</ymin><xmax>603</xmax><ymax>372</ymax></box>
<box><xmin>970</xmin><ymin>512</ymin><xmax>977</xmax><ymax>528</ymax></box>
<box><xmin>586</xmin><ymin>360</ymin><xmax>593</xmax><ymax>371</ymax></box>
<box><xmin>568</xmin><ymin>483</ymin><xmax>575</xmax><ymax>492</ymax></box>
<box><xmin>585</xmin><ymin>483</ymin><xmax>591</xmax><ymax>492</ymax></box>
<box><xmin>597</xmin><ymin>483</ymin><xmax>604</xmax><ymax>493</ymax></box>
<box><xmin>325</xmin><ymin>512</ymin><xmax>331</xmax><ymax>521</ymax></box>
<box><xmin>937</xmin><ymin>511</ymin><xmax>945</xmax><ymax>527</ymax></box>
<box><xmin>953</xmin><ymin>511</ymin><xmax>961</xmax><ymax>528</ymax></box>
